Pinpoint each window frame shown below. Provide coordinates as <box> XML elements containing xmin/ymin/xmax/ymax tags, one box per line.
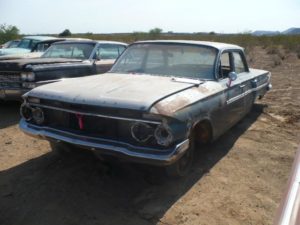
<box><xmin>216</xmin><ymin>49</ymin><xmax>249</xmax><ymax>80</ymax></box>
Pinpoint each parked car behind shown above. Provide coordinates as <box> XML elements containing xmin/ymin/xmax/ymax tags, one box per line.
<box><xmin>0</xmin><ymin>39</ymin><xmax>20</xmax><ymax>49</ymax></box>
<box><xmin>0</xmin><ymin>40</ymin><xmax>127</xmax><ymax>100</ymax></box>
<box><xmin>19</xmin><ymin>40</ymin><xmax>271</xmax><ymax>177</ymax></box>
<box><xmin>0</xmin><ymin>38</ymin><xmax>91</xmax><ymax>60</ymax></box>
<box><xmin>0</xmin><ymin>36</ymin><xmax>56</xmax><ymax>56</ymax></box>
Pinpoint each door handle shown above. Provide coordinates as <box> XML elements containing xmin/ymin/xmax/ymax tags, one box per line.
<box><xmin>239</xmin><ymin>84</ymin><xmax>246</xmax><ymax>88</ymax></box>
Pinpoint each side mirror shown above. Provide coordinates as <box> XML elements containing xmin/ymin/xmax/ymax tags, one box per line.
<box><xmin>228</xmin><ymin>71</ymin><xmax>237</xmax><ymax>81</ymax></box>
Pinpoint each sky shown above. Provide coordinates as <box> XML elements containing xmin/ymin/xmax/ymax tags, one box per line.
<box><xmin>0</xmin><ymin>0</ymin><xmax>299</xmax><ymax>34</ymax></box>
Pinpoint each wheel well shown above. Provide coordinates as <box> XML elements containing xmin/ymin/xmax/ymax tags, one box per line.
<box><xmin>192</xmin><ymin>120</ymin><xmax>213</xmax><ymax>144</ymax></box>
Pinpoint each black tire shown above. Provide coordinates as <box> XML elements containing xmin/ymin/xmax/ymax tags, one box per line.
<box><xmin>165</xmin><ymin>137</ymin><xmax>195</xmax><ymax>178</ymax></box>
<box><xmin>49</xmin><ymin>141</ymin><xmax>78</xmax><ymax>155</ymax></box>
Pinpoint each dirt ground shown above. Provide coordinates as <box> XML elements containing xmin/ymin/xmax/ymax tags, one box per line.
<box><xmin>0</xmin><ymin>47</ymin><xmax>299</xmax><ymax>225</ymax></box>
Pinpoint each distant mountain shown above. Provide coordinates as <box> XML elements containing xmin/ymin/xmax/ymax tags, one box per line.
<box><xmin>252</xmin><ymin>28</ymin><xmax>300</xmax><ymax>36</ymax></box>
<box><xmin>252</xmin><ymin>30</ymin><xmax>280</xmax><ymax>36</ymax></box>
<box><xmin>282</xmin><ymin>28</ymin><xmax>300</xmax><ymax>35</ymax></box>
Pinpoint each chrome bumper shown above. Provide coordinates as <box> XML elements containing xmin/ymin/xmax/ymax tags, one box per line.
<box><xmin>19</xmin><ymin>119</ymin><xmax>190</xmax><ymax>166</ymax></box>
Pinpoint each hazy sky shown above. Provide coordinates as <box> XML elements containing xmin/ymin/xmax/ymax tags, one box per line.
<box><xmin>0</xmin><ymin>0</ymin><xmax>299</xmax><ymax>34</ymax></box>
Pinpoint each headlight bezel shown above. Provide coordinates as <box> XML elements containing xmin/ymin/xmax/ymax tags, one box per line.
<box><xmin>130</xmin><ymin>122</ymin><xmax>155</xmax><ymax>143</ymax></box>
<box><xmin>154</xmin><ymin>123</ymin><xmax>174</xmax><ymax>147</ymax></box>
<box><xmin>32</xmin><ymin>107</ymin><xmax>45</xmax><ymax>125</ymax></box>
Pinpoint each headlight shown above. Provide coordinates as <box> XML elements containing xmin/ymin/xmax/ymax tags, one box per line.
<box><xmin>131</xmin><ymin>122</ymin><xmax>154</xmax><ymax>143</ymax></box>
<box><xmin>32</xmin><ymin>107</ymin><xmax>44</xmax><ymax>125</ymax></box>
<box><xmin>154</xmin><ymin>124</ymin><xmax>173</xmax><ymax>146</ymax></box>
<box><xmin>20</xmin><ymin>103</ymin><xmax>33</xmax><ymax>121</ymax></box>
<box><xmin>21</xmin><ymin>72</ymin><xmax>35</xmax><ymax>81</ymax></box>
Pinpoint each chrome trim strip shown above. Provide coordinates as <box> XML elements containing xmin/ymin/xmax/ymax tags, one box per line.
<box><xmin>226</xmin><ymin>82</ymin><xmax>269</xmax><ymax>105</ymax></box>
<box><xmin>28</xmin><ymin>103</ymin><xmax>162</xmax><ymax>125</ymax></box>
<box><xmin>19</xmin><ymin>119</ymin><xmax>189</xmax><ymax>165</ymax></box>
<box><xmin>36</xmin><ymin>79</ymin><xmax>62</xmax><ymax>84</ymax></box>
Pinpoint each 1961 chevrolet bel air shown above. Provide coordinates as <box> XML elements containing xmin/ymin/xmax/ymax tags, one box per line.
<box><xmin>19</xmin><ymin>40</ymin><xmax>272</xmax><ymax>177</ymax></box>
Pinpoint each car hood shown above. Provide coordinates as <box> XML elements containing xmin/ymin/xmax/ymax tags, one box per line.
<box><xmin>0</xmin><ymin>52</ymin><xmax>42</xmax><ymax>61</ymax></box>
<box><xmin>0</xmin><ymin>47</ymin><xmax>30</xmax><ymax>56</ymax></box>
<box><xmin>26</xmin><ymin>73</ymin><xmax>197</xmax><ymax>112</ymax></box>
<box><xmin>0</xmin><ymin>58</ymin><xmax>83</xmax><ymax>71</ymax></box>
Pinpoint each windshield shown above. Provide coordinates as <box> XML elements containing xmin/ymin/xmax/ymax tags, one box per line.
<box><xmin>111</xmin><ymin>43</ymin><xmax>217</xmax><ymax>80</ymax></box>
<box><xmin>42</xmin><ymin>43</ymin><xmax>95</xmax><ymax>59</ymax></box>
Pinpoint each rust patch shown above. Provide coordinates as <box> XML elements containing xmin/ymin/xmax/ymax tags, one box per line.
<box><xmin>153</xmin><ymin>96</ymin><xmax>192</xmax><ymax>116</ymax></box>
<box><xmin>197</xmin><ymin>86</ymin><xmax>210</xmax><ymax>93</ymax></box>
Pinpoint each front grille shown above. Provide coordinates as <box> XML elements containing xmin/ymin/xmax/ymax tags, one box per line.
<box><xmin>37</xmin><ymin>107</ymin><xmax>163</xmax><ymax>149</ymax></box>
<box><xmin>0</xmin><ymin>72</ymin><xmax>21</xmax><ymax>89</ymax></box>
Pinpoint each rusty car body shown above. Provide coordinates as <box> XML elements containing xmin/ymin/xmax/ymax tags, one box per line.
<box><xmin>0</xmin><ymin>40</ymin><xmax>127</xmax><ymax>100</ymax></box>
<box><xmin>19</xmin><ymin>40</ymin><xmax>272</xmax><ymax>176</ymax></box>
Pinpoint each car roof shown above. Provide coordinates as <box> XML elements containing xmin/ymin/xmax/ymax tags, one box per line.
<box><xmin>134</xmin><ymin>40</ymin><xmax>243</xmax><ymax>51</ymax></box>
<box><xmin>95</xmin><ymin>40</ymin><xmax>128</xmax><ymax>46</ymax></box>
<box><xmin>36</xmin><ymin>38</ymin><xmax>91</xmax><ymax>44</ymax></box>
<box><xmin>23</xmin><ymin>36</ymin><xmax>57</xmax><ymax>41</ymax></box>
<box><xmin>52</xmin><ymin>40</ymin><xmax>127</xmax><ymax>46</ymax></box>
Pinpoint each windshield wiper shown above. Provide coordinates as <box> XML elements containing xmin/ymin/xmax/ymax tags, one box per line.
<box><xmin>171</xmin><ymin>77</ymin><xmax>204</xmax><ymax>85</ymax></box>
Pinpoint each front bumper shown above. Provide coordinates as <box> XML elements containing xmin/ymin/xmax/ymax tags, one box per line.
<box><xmin>0</xmin><ymin>88</ymin><xmax>29</xmax><ymax>101</ymax></box>
<box><xmin>19</xmin><ymin>119</ymin><xmax>190</xmax><ymax>166</ymax></box>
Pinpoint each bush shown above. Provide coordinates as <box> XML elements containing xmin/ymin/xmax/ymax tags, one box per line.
<box><xmin>0</xmin><ymin>24</ymin><xmax>20</xmax><ymax>44</ymax></box>
<box><xmin>59</xmin><ymin>29</ymin><xmax>71</xmax><ymax>37</ymax></box>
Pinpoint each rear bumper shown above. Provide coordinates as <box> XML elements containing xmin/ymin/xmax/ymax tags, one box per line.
<box><xmin>0</xmin><ymin>88</ymin><xmax>29</xmax><ymax>101</ymax></box>
<box><xmin>19</xmin><ymin>119</ymin><xmax>190</xmax><ymax>166</ymax></box>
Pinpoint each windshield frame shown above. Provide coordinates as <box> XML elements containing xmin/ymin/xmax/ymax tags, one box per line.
<box><xmin>110</xmin><ymin>42</ymin><xmax>219</xmax><ymax>81</ymax></box>
<box><xmin>41</xmin><ymin>42</ymin><xmax>96</xmax><ymax>60</ymax></box>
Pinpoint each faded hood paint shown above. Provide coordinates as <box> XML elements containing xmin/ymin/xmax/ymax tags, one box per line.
<box><xmin>26</xmin><ymin>73</ymin><xmax>198</xmax><ymax>111</ymax></box>
<box><xmin>0</xmin><ymin>58</ymin><xmax>83</xmax><ymax>71</ymax></box>
<box><xmin>0</xmin><ymin>47</ymin><xmax>30</xmax><ymax>56</ymax></box>
<box><xmin>0</xmin><ymin>52</ymin><xmax>43</xmax><ymax>61</ymax></box>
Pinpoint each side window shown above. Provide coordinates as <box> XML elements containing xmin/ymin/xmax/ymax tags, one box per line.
<box><xmin>32</xmin><ymin>42</ymin><xmax>51</xmax><ymax>52</ymax></box>
<box><xmin>233</xmin><ymin>52</ymin><xmax>246</xmax><ymax>74</ymax></box>
<box><xmin>219</xmin><ymin>52</ymin><xmax>232</xmax><ymax>79</ymax></box>
<box><xmin>29</xmin><ymin>40</ymin><xmax>40</xmax><ymax>49</ymax></box>
<box><xmin>96</xmin><ymin>44</ymin><xmax>123</xmax><ymax>60</ymax></box>
<box><xmin>118</xmin><ymin>46</ymin><xmax>126</xmax><ymax>55</ymax></box>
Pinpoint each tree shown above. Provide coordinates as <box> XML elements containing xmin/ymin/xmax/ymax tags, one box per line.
<box><xmin>148</xmin><ymin>27</ymin><xmax>163</xmax><ymax>39</ymax></box>
<box><xmin>59</xmin><ymin>29</ymin><xmax>71</xmax><ymax>37</ymax></box>
<box><xmin>0</xmin><ymin>24</ymin><xmax>20</xmax><ymax>44</ymax></box>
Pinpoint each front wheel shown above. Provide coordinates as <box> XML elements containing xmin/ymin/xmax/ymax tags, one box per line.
<box><xmin>165</xmin><ymin>140</ymin><xmax>194</xmax><ymax>178</ymax></box>
<box><xmin>49</xmin><ymin>141</ymin><xmax>82</xmax><ymax>155</ymax></box>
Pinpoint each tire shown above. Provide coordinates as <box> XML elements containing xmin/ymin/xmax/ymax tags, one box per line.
<box><xmin>49</xmin><ymin>141</ymin><xmax>77</xmax><ymax>155</ymax></box>
<box><xmin>165</xmin><ymin>137</ymin><xmax>195</xmax><ymax>178</ymax></box>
